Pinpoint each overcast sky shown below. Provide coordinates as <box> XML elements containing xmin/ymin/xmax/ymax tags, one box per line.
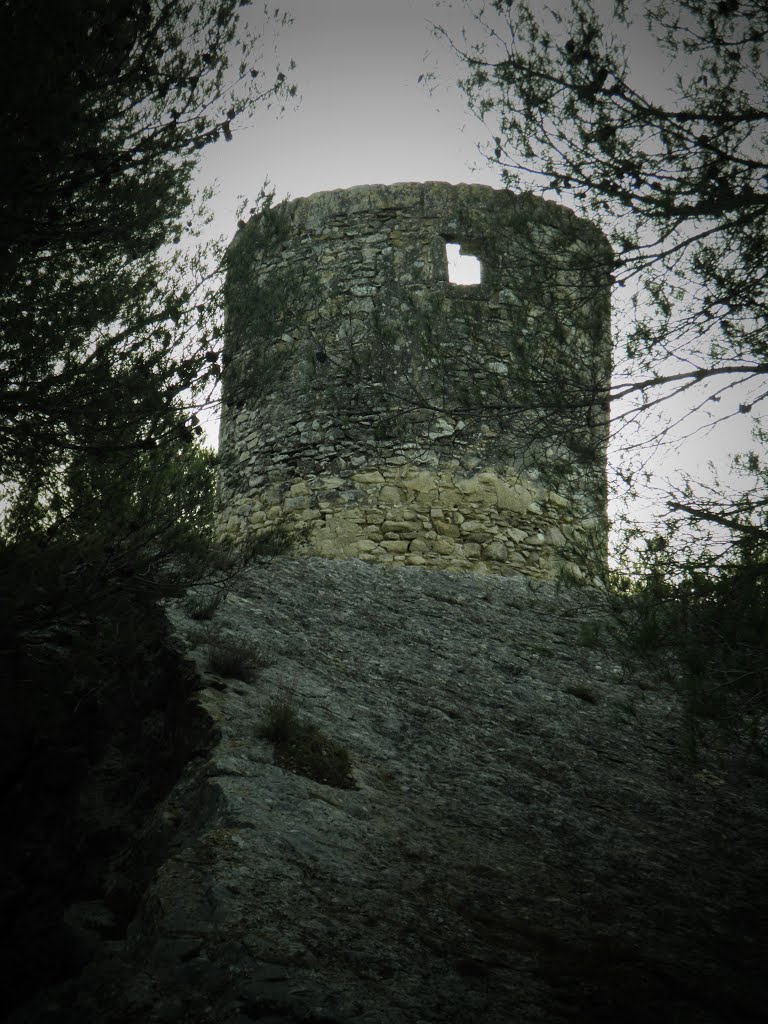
<box><xmin>198</xmin><ymin>0</ymin><xmax>499</xmax><ymax>229</ymax></box>
<box><xmin>195</xmin><ymin>0</ymin><xmax>756</xmax><ymax>520</ymax></box>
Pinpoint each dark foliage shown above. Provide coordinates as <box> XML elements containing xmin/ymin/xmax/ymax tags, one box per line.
<box><xmin>0</xmin><ymin>0</ymin><xmax>293</xmax><ymax>532</ymax></box>
<box><xmin>0</xmin><ymin>551</ymin><xmax>213</xmax><ymax>1013</ymax></box>
<box><xmin>0</xmin><ymin>2</ymin><xmax>294</xmax><ymax>1010</ymax></box>
<box><xmin>616</xmin><ymin>529</ymin><xmax>768</xmax><ymax>733</ymax></box>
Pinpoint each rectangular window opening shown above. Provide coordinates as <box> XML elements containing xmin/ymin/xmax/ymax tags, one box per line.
<box><xmin>446</xmin><ymin>242</ymin><xmax>482</xmax><ymax>286</ymax></box>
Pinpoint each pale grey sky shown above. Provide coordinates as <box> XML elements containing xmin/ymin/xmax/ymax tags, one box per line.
<box><xmin>197</xmin><ymin>0</ymin><xmax>500</xmax><ymax>231</ymax></box>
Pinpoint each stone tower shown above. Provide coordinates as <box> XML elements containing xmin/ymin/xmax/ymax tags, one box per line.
<box><xmin>217</xmin><ymin>181</ymin><xmax>612</xmax><ymax>579</ymax></box>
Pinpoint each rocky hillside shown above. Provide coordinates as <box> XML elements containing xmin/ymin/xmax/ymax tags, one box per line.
<box><xmin>10</xmin><ymin>557</ymin><xmax>768</xmax><ymax>1023</ymax></box>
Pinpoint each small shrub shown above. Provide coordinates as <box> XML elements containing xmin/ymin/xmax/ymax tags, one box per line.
<box><xmin>260</xmin><ymin>693</ymin><xmax>356</xmax><ymax>789</ymax></box>
<box><xmin>204</xmin><ymin>519</ymin><xmax>310</xmax><ymax>573</ymax></box>
<box><xmin>611</xmin><ymin>523</ymin><xmax>768</xmax><ymax>758</ymax></box>
<box><xmin>261</xmin><ymin>691</ymin><xmax>302</xmax><ymax>743</ymax></box>
<box><xmin>242</xmin><ymin>520</ymin><xmax>313</xmax><ymax>560</ymax></box>
<box><xmin>183</xmin><ymin>588</ymin><xmax>224</xmax><ymax>620</ymax></box>
<box><xmin>205</xmin><ymin>637</ymin><xmax>267</xmax><ymax>681</ymax></box>
<box><xmin>632</xmin><ymin>605</ymin><xmax>665</xmax><ymax>655</ymax></box>
<box><xmin>246</xmin><ymin>525</ymin><xmax>295</xmax><ymax>557</ymax></box>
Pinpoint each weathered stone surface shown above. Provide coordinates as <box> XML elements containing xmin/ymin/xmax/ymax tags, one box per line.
<box><xmin>482</xmin><ymin>540</ymin><xmax>509</xmax><ymax>561</ymax></box>
<box><xmin>24</xmin><ymin>558</ymin><xmax>767</xmax><ymax>1024</ymax></box>
<box><xmin>218</xmin><ymin>182</ymin><xmax>612</xmax><ymax>579</ymax></box>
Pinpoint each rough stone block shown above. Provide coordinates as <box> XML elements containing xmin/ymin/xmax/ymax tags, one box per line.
<box><xmin>380</xmin><ymin>540</ymin><xmax>409</xmax><ymax>553</ymax></box>
<box><xmin>402</xmin><ymin>472</ymin><xmax>437</xmax><ymax>494</ymax></box>
<box><xmin>351</xmin><ymin>539</ymin><xmax>378</xmax><ymax>553</ymax></box>
<box><xmin>352</xmin><ymin>471</ymin><xmax>385</xmax><ymax>485</ymax></box>
<box><xmin>465</xmin><ymin>531</ymin><xmax>493</xmax><ymax>545</ymax></box>
<box><xmin>379</xmin><ymin>485</ymin><xmax>404</xmax><ymax>504</ymax></box>
<box><xmin>482</xmin><ymin>541</ymin><xmax>509</xmax><ymax>562</ymax></box>
<box><xmin>546</xmin><ymin>526</ymin><xmax>566</xmax><ymax>546</ymax></box>
<box><xmin>433</xmin><ymin>520</ymin><xmax>459</xmax><ymax>538</ymax></box>
<box><xmin>382</xmin><ymin>521</ymin><xmax>420</xmax><ymax>534</ymax></box>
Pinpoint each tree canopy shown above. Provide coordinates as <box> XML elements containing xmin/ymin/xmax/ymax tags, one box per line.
<box><xmin>0</xmin><ymin>0</ymin><xmax>298</xmax><ymax>688</ymax></box>
<box><xmin>0</xmin><ymin>0</ymin><xmax>294</xmax><ymax>540</ymax></box>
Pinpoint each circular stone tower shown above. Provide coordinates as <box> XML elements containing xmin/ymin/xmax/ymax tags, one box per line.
<box><xmin>218</xmin><ymin>181</ymin><xmax>612</xmax><ymax>579</ymax></box>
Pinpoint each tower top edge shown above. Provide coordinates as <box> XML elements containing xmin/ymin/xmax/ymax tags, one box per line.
<box><xmin>285</xmin><ymin>180</ymin><xmax>500</xmax><ymax>203</ymax></box>
<box><xmin>233</xmin><ymin>180</ymin><xmax>609</xmax><ymax>246</ymax></box>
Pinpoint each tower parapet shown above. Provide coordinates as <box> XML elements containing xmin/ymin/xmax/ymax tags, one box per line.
<box><xmin>218</xmin><ymin>181</ymin><xmax>611</xmax><ymax>579</ymax></box>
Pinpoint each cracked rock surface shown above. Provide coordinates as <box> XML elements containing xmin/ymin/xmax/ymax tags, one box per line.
<box><xmin>21</xmin><ymin>557</ymin><xmax>768</xmax><ymax>1024</ymax></box>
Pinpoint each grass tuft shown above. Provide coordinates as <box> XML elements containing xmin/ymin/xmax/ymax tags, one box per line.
<box><xmin>205</xmin><ymin>637</ymin><xmax>268</xmax><ymax>681</ymax></box>
<box><xmin>261</xmin><ymin>692</ymin><xmax>356</xmax><ymax>789</ymax></box>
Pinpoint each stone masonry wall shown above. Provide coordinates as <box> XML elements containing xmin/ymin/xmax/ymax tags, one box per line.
<box><xmin>217</xmin><ymin>182</ymin><xmax>612</xmax><ymax>579</ymax></box>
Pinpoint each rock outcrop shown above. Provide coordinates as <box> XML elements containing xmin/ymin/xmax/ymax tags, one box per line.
<box><xmin>11</xmin><ymin>558</ymin><xmax>767</xmax><ymax>1023</ymax></box>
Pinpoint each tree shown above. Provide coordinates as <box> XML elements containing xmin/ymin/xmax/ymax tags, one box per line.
<box><xmin>0</xmin><ymin>0</ymin><xmax>294</xmax><ymax>539</ymax></box>
<box><xmin>432</xmin><ymin>0</ymin><xmax>767</xmax><ymax>544</ymax></box>
<box><xmin>0</xmin><ymin>0</ymin><xmax>299</xmax><ymax>674</ymax></box>
<box><xmin>0</xmin><ymin>8</ymin><xmax>298</xmax><ymax>1003</ymax></box>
